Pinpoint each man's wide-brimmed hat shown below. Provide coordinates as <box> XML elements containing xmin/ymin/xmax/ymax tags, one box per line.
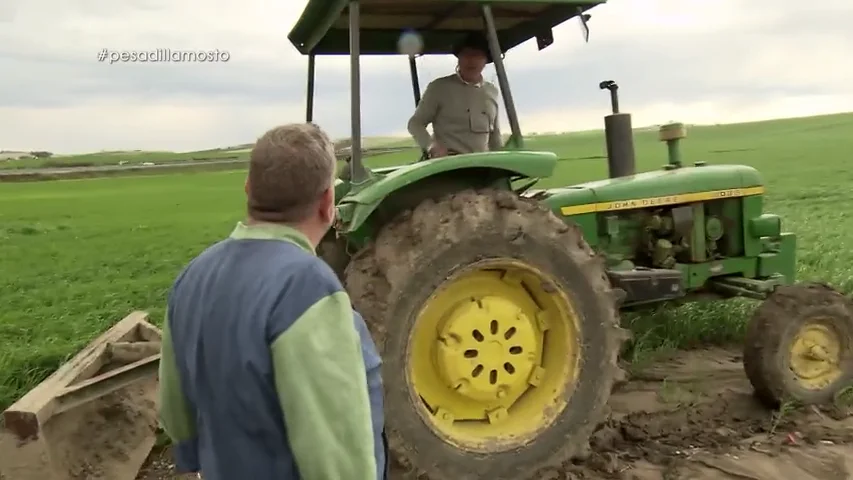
<box><xmin>452</xmin><ymin>32</ymin><xmax>493</xmax><ymax>64</ymax></box>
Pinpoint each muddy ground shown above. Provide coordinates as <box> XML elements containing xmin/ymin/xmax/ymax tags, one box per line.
<box><xmin>0</xmin><ymin>379</ymin><xmax>159</xmax><ymax>480</ymax></box>
<box><xmin>135</xmin><ymin>347</ymin><xmax>853</xmax><ymax>480</ymax></box>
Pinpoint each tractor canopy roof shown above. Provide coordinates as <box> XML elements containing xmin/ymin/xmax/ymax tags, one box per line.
<box><xmin>288</xmin><ymin>0</ymin><xmax>606</xmax><ymax>56</ymax></box>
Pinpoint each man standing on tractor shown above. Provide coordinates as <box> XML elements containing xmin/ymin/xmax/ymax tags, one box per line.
<box><xmin>407</xmin><ymin>32</ymin><xmax>503</xmax><ymax>158</ymax></box>
<box><xmin>157</xmin><ymin>123</ymin><xmax>387</xmax><ymax>480</ymax></box>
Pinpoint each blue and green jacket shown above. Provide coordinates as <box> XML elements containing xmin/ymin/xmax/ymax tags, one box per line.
<box><xmin>158</xmin><ymin>222</ymin><xmax>386</xmax><ymax>480</ymax></box>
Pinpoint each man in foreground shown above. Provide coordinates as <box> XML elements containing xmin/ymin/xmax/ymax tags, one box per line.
<box><xmin>407</xmin><ymin>32</ymin><xmax>503</xmax><ymax>158</ymax></box>
<box><xmin>158</xmin><ymin>123</ymin><xmax>386</xmax><ymax>479</ymax></box>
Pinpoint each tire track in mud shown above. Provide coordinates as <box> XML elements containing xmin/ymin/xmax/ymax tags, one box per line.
<box><xmin>136</xmin><ymin>348</ymin><xmax>853</xmax><ymax>480</ymax></box>
<box><xmin>566</xmin><ymin>347</ymin><xmax>853</xmax><ymax>480</ymax></box>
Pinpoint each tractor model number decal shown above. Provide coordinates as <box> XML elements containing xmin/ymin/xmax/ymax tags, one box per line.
<box><xmin>560</xmin><ymin>186</ymin><xmax>765</xmax><ymax>216</ymax></box>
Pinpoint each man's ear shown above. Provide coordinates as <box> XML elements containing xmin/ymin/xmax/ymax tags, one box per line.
<box><xmin>318</xmin><ymin>185</ymin><xmax>335</xmax><ymax>224</ymax></box>
<box><xmin>244</xmin><ymin>176</ymin><xmax>250</xmax><ymax>195</ymax></box>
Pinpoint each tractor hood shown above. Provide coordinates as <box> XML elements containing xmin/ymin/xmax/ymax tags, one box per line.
<box><xmin>542</xmin><ymin>164</ymin><xmax>765</xmax><ymax>215</ymax></box>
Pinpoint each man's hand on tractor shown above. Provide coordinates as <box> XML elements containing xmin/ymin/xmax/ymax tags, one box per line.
<box><xmin>429</xmin><ymin>143</ymin><xmax>448</xmax><ymax>158</ymax></box>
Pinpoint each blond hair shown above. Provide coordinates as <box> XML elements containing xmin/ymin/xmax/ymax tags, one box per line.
<box><xmin>247</xmin><ymin>123</ymin><xmax>336</xmax><ymax>223</ymax></box>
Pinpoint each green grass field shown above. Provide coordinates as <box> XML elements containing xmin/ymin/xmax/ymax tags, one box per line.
<box><xmin>1</xmin><ymin>113</ymin><xmax>852</xmax><ymax>410</ymax></box>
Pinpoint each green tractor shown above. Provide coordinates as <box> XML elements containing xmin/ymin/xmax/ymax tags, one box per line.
<box><xmin>288</xmin><ymin>1</ymin><xmax>853</xmax><ymax>478</ymax></box>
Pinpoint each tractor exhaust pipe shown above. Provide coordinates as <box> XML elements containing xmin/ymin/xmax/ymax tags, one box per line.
<box><xmin>599</xmin><ymin>80</ymin><xmax>636</xmax><ymax>178</ymax></box>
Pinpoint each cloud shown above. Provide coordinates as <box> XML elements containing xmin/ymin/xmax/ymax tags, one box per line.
<box><xmin>0</xmin><ymin>0</ymin><xmax>851</xmax><ymax>152</ymax></box>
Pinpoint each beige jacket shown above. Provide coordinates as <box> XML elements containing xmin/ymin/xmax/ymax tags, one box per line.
<box><xmin>407</xmin><ymin>73</ymin><xmax>503</xmax><ymax>155</ymax></box>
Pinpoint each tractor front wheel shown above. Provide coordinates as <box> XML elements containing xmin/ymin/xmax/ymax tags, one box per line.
<box><xmin>344</xmin><ymin>189</ymin><xmax>627</xmax><ymax>480</ymax></box>
<box><xmin>744</xmin><ymin>283</ymin><xmax>853</xmax><ymax>407</ymax></box>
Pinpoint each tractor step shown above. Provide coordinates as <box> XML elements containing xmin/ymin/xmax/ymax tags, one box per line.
<box><xmin>607</xmin><ymin>268</ymin><xmax>685</xmax><ymax>307</ymax></box>
<box><xmin>709</xmin><ymin>275</ymin><xmax>784</xmax><ymax>299</ymax></box>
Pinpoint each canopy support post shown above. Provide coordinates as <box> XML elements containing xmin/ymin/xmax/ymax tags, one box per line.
<box><xmin>306</xmin><ymin>53</ymin><xmax>315</xmax><ymax>122</ymax></box>
<box><xmin>481</xmin><ymin>4</ymin><xmax>523</xmax><ymax>148</ymax></box>
<box><xmin>408</xmin><ymin>55</ymin><xmax>422</xmax><ymax>106</ymax></box>
<box><xmin>348</xmin><ymin>0</ymin><xmax>368</xmax><ymax>183</ymax></box>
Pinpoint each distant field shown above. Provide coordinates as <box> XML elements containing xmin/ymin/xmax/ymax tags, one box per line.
<box><xmin>0</xmin><ymin>136</ymin><xmax>414</xmax><ymax>171</ymax></box>
<box><xmin>1</xmin><ymin>112</ymin><xmax>852</xmax><ymax>409</ymax></box>
<box><xmin>0</xmin><ymin>148</ymin><xmax>250</xmax><ymax>170</ymax></box>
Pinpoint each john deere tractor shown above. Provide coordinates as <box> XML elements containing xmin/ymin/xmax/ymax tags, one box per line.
<box><xmin>288</xmin><ymin>1</ymin><xmax>853</xmax><ymax>478</ymax></box>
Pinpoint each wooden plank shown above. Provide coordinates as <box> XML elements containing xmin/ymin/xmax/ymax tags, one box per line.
<box><xmin>2</xmin><ymin>311</ymin><xmax>150</xmax><ymax>440</ymax></box>
<box><xmin>136</xmin><ymin>321</ymin><xmax>163</xmax><ymax>342</ymax></box>
<box><xmin>53</xmin><ymin>355</ymin><xmax>161</xmax><ymax>416</ymax></box>
<box><xmin>107</xmin><ymin>341</ymin><xmax>161</xmax><ymax>364</ymax></box>
<box><xmin>69</xmin><ymin>324</ymin><xmax>142</xmax><ymax>384</ymax></box>
<box><xmin>67</xmin><ymin>343</ymin><xmax>110</xmax><ymax>386</ymax></box>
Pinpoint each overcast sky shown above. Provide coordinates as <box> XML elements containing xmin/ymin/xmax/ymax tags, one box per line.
<box><xmin>1</xmin><ymin>0</ymin><xmax>851</xmax><ymax>153</ymax></box>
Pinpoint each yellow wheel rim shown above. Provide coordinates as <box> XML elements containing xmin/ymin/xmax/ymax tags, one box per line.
<box><xmin>789</xmin><ymin>320</ymin><xmax>843</xmax><ymax>390</ymax></box>
<box><xmin>407</xmin><ymin>259</ymin><xmax>581</xmax><ymax>452</ymax></box>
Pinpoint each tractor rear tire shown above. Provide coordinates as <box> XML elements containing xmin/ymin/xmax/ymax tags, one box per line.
<box><xmin>744</xmin><ymin>283</ymin><xmax>853</xmax><ymax>407</ymax></box>
<box><xmin>344</xmin><ymin>188</ymin><xmax>627</xmax><ymax>480</ymax></box>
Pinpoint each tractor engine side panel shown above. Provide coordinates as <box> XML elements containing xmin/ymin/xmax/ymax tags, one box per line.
<box><xmin>592</xmin><ymin>198</ymin><xmax>745</xmax><ymax>269</ymax></box>
<box><xmin>540</xmin><ymin>191</ymin><xmax>795</xmax><ymax>297</ymax></box>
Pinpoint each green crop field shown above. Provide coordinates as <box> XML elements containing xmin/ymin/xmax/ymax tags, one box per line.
<box><xmin>1</xmin><ymin>113</ymin><xmax>852</xmax><ymax>410</ymax></box>
<box><xmin>0</xmin><ymin>148</ymin><xmax>252</xmax><ymax>170</ymax></box>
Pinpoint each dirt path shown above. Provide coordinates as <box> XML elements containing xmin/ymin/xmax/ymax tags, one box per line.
<box><xmin>136</xmin><ymin>347</ymin><xmax>853</xmax><ymax>480</ymax></box>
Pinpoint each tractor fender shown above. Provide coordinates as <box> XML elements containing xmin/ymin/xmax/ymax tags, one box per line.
<box><xmin>339</xmin><ymin>150</ymin><xmax>558</xmax><ymax>233</ymax></box>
